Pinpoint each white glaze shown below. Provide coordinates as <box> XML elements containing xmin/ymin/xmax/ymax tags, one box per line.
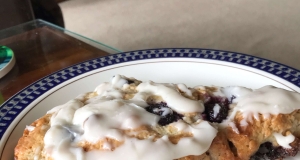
<box><xmin>42</xmin><ymin>75</ymin><xmax>300</xmax><ymax>160</ymax></box>
<box><xmin>75</xmin><ymin>93</ymin><xmax>90</xmax><ymax>102</ymax></box>
<box><xmin>273</xmin><ymin>132</ymin><xmax>295</xmax><ymax>149</ymax></box>
<box><xmin>171</xmin><ymin>120</ymin><xmax>189</xmax><ymax>131</ymax></box>
<box><xmin>44</xmin><ymin>101</ymin><xmax>216</xmax><ymax>160</ymax></box>
<box><xmin>153</xmin><ymin>107</ymin><xmax>173</xmax><ymax>116</ymax></box>
<box><xmin>111</xmin><ymin>75</ymin><xmax>128</xmax><ymax>89</ymax></box>
<box><xmin>25</xmin><ymin>125</ymin><xmax>35</xmax><ymax>132</ymax></box>
<box><xmin>136</xmin><ymin>81</ymin><xmax>204</xmax><ymax>113</ymax></box>
<box><xmin>228</xmin><ymin>122</ymin><xmax>239</xmax><ymax>134</ymax></box>
<box><xmin>33</xmin><ymin>146</ymin><xmax>41</xmax><ymax>160</ymax></box>
<box><xmin>176</xmin><ymin>83</ymin><xmax>193</xmax><ymax>97</ymax></box>
<box><xmin>221</xmin><ymin>86</ymin><xmax>252</xmax><ymax>101</ymax></box>
<box><xmin>43</xmin><ymin>75</ymin><xmax>218</xmax><ymax>160</ymax></box>
<box><xmin>225</xmin><ymin>86</ymin><xmax>300</xmax><ymax>128</ymax></box>
<box><xmin>50</xmin><ymin>100</ymin><xmax>84</xmax><ymax>126</ymax></box>
<box><xmin>218</xmin><ymin>85</ymin><xmax>300</xmax><ymax>151</ymax></box>
<box><xmin>95</xmin><ymin>75</ymin><xmax>128</xmax><ymax>96</ymax></box>
<box><xmin>102</xmin><ymin>141</ymin><xmax>112</xmax><ymax>150</ymax></box>
<box><xmin>213</xmin><ymin>104</ymin><xmax>221</xmax><ymax>118</ymax></box>
<box><xmin>85</xmin><ymin>120</ymin><xmax>217</xmax><ymax>160</ymax></box>
<box><xmin>73</xmin><ymin>100</ymin><xmax>160</xmax><ymax>142</ymax></box>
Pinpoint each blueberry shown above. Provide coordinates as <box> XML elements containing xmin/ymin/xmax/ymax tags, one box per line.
<box><xmin>251</xmin><ymin>141</ymin><xmax>300</xmax><ymax>160</ymax></box>
<box><xmin>203</xmin><ymin>96</ymin><xmax>229</xmax><ymax>123</ymax></box>
<box><xmin>145</xmin><ymin>102</ymin><xmax>183</xmax><ymax>126</ymax></box>
<box><xmin>127</xmin><ymin>79</ymin><xmax>135</xmax><ymax>84</ymax></box>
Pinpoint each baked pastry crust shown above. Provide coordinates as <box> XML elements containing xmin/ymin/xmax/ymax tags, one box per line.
<box><xmin>15</xmin><ymin>75</ymin><xmax>300</xmax><ymax>160</ymax></box>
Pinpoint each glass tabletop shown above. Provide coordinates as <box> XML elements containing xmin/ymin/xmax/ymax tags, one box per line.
<box><xmin>0</xmin><ymin>19</ymin><xmax>121</xmax><ymax>103</ymax></box>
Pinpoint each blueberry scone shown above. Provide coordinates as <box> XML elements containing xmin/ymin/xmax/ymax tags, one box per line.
<box><xmin>15</xmin><ymin>75</ymin><xmax>300</xmax><ymax>160</ymax></box>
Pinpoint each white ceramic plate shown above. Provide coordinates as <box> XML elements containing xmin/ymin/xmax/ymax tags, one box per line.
<box><xmin>1</xmin><ymin>48</ymin><xmax>300</xmax><ymax>159</ymax></box>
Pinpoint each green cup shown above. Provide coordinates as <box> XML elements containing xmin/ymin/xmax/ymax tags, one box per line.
<box><xmin>0</xmin><ymin>46</ymin><xmax>14</xmax><ymax>105</ymax></box>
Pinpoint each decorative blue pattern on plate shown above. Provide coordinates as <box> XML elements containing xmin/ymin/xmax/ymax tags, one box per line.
<box><xmin>0</xmin><ymin>48</ymin><xmax>300</xmax><ymax>139</ymax></box>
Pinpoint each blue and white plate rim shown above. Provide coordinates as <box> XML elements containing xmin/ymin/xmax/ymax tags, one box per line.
<box><xmin>1</xmin><ymin>48</ymin><xmax>300</xmax><ymax>141</ymax></box>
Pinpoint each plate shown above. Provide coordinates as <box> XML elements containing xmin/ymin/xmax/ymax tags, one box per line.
<box><xmin>1</xmin><ymin>48</ymin><xmax>300</xmax><ymax>159</ymax></box>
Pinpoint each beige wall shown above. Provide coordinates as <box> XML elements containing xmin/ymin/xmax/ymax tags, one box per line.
<box><xmin>60</xmin><ymin>0</ymin><xmax>300</xmax><ymax>69</ymax></box>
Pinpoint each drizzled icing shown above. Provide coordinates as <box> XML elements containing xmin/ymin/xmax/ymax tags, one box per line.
<box><xmin>26</xmin><ymin>125</ymin><xmax>35</xmax><ymax>132</ymax></box>
<box><xmin>85</xmin><ymin>120</ymin><xmax>216</xmax><ymax>160</ymax></box>
<box><xmin>273</xmin><ymin>132</ymin><xmax>295</xmax><ymax>149</ymax></box>
<box><xmin>218</xmin><ymin>86</ymin><xmax>300</xmax><ymax>149</ymax></box>
<box><xmin>153</xmin><ymin>107</ymin><xmax>173</xmax><ymax>116</ymax></box>
<box><xmin>176</xmin><ymin>83</ymin><xmax>193</xmax><ymax>97</ymax></box>
<box><xmin>136</xmin><ymin>81</ymin><xmax>204</xmax><ymax>113</ymax></box>
<box><xmin>43</xmin><ymin>75</ymin><xmax>217</xmax><ymax>160</ymax></box>
<box><xmin>235</xmin><ymin>86</ymin><xmax>300</xmax><ymax>115</ymax></box>
<box><xmin>41</xmin><ymin>75</ymin><xmax>300</xmax><ymax>159</ymax></box>
<box><xmin>225</xmin><ymin>86</ymin><xmax>300</xmax><ymax>126</ymax></box>
<box><xmin>74</xmin><ymin>100</ymin><xmax>160</xmax><ymax>142</ymax></box>
<box><xmin>219</xmin><ymin>86</ymin><xmax>252</xmax><ymax>101</ymax></box>
<box><xmin>213</xmin><ymin>104</ymin><xmax>221</xmax><ymax>118</ymax></box>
